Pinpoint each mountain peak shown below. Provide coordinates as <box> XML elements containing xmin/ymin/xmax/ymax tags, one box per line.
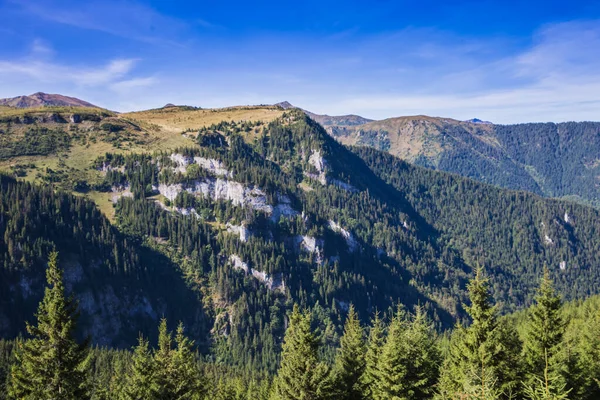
<box><xmin>0</xmin><ymin>92</ymin><xmax>98</xmax><ymax>109</ymax></box>
<box><xmin>465</xmin><ymin>118</ymin><xmax>493</xmax><ymax>125</ymax></box>
<box><xmin>275</xmin><ymin>101</ymin><xmax>295</xmax><ymax>109</ymax></box>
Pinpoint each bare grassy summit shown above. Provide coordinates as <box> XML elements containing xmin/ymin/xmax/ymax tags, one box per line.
<box><xmin>0</xmin><ymin>92</ymin><xmax>98</xmax><ymax>108</ymax></box>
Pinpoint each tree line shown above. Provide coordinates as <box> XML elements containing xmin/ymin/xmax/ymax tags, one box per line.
<box><xmin>2</xmin><ymin>251</ymin><xmax>599</xmax><ymax>399</ymax></box>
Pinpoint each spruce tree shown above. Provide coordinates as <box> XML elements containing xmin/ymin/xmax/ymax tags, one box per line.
<box><xmin>152</xmin><ymin>318</ymin><xmax>175</xmax><ymax>399</ymax></box>
<box><xmin>361</xmin><ymin>312</ymin><xmax>385</xmax><ymax>399</ymax></box>
<box><xmin>171</xmin><ymin>322</ymin><xmax>205</xmax><ymax>400</ymax></box>
<box><xmin>374</xmin><ymin>306</ymin><xmax>439</xmax><ymax>400</ymax></box>
<box><xmin>8</xmin><ymin>252</ymin><xmax>90</xmax><ymax>400</ymax></box>
<box><xmin>437</xmin><ymin>268</ymin><xmax>522</xmax><ymax>399</ymax></box>
<box><xmin>523</xmin><ymin>349</ymin><xmax>570</xmax><ymax>400</ymax></box>
<box><xmin>272</xmin><ymin>305</ymin><xmax>331</xmax><ymax>400</ymax></box>
<box><xmin>151</xmin><ymin>319</ymin><xmax>204</xmax><ymax>400</ymax></box>
<box><xmin>332</xmin><ymin>305</ymin><xmax>366</xmax><ymax>400</ymax></box>
<box><xmin>121</xmin><ymin>335</ymin><xmax>154</xmax><ymax>400</ymax></box>
<box><xmin>578</xmin><ymin>307</ymin><xmax>600</xmax><ymax>399</ymax></box>
<box><xmin>523</xmin><ymin>268</ymin><xmax>566</xmax><ymax>387</ymax></box>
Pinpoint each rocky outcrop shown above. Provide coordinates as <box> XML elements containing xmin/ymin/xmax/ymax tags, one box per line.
<box><xmin>271</xmin><ymin>194</ymin><xmax>299</xmax><ymax>221</ymax></box>
<box><xmin>294</xmin><ymin>235</ymin><xmax>324</xmax><ymax>265</ymax></box>
<box><xmin>170</xmin><ymin>153</ymin><xmax>193</xmax><ymax>173</ymax></box>
<box><xmin>229</xmin><ymin>254</ymin><xmax>285</xmax><ymax>292</ymax></box>
<box><xmin>305</xmin><ymin>150</ymin><xmax>358</xmax><ymax>192</ymax></box>
<box><xmin>194</xmin><ymin>157</ymin><xmax>231</xmax><ymax>177</ymax></box>
<box><xmin>328</xmin><ymin>220</ymin><xmax>358</xmax><ymax>252</ymax></box>
<box><xmin>227</xmin><ymin>223</ymin><xmax>250</xmax><ymax>242</ymax></box>
<box><xmin>230</xmin><ymin>255</ymin><xmax>249</xmax><ymax>273</ymax></box>
<box><xmin>169</xmin><ymin>153</ymin><xmax>233</xmax><ymax>177</ymax></box>
<box><xmin>159</xmin><ymin>179</ymin><xmax>273</xmax><ymax>213</ymax></box>
<box><xmin>111</xmin><ymin>185</ymin><xmax>133</xmax><ymax>203</ymax></box>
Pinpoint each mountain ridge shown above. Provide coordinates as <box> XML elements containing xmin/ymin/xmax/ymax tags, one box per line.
<box><xmin>0</xmin><ymin>92</ymin><xmax>98</xmax><ymax>108</ymax></box>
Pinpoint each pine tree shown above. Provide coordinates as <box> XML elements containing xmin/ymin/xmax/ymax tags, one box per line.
<box><xmin>272</xmin><ymin>305</ymin><xmax>331</xmax><ymax>400</ymax></box>
<box><xmin>523</xmin><ymin>349</ymin><xmax>570</xmax><ymax>400</ymax></box>
<box><xmin>151</xmin><ymin>319</ymin><xmax>204</xmax><ymax>400</ymax></box>
<box><xmin>523</xmin><ymin>268</ymin><xmax>566</xmax><ymax>387</ymax></box>
<box><xmin>437</xmin><ymin>268</ymin><xmax>522</xmax><ymax>399</ymax></box>
<box><xmin>374</xmin><ymin>306</ymin><xmax>439</xmax><ymax>400</ymax></box>
<box><xmin>152</xmin><ymin>318</ymin><xmax>175</xmax><ymax>399</ymax></box>
<box><xmin>8</xmin><ymin>252</ymin><xmax>90</xmax><ymax>400</ymax></box>
<box><xmin>121</xmin><ymin>335</ymin><xmax>154</xmax><ymax>400</ymax></box>
<box><xmin>578</xmin><ymin>307</ymin><xmax>600</xmax><ymax>399</ymax></box>
<box><xmin>171</xmin><ymin>322</ymin><xmax>205</xmax><ymax>400</ymax></box>
<box><xmin>332</xmin><ymin>305</ymin><xmax>366</xmax><ymax>400</ymax></box>
<box><xmin>361</xmin><ymin>311</ymin><xmax>385</xmax><ymax>399</ymax></box>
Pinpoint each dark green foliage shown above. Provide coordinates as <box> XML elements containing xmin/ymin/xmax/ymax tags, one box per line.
<box><xmin>272</xmin><ymin>305</ymin><xmax>332</xmax><ymax>400</ymax></box>
<box><xmin>373</xmin><ymin>307</ymin><xmax>440</xmax><ymax>400</ymax></box>
<box><xmin>151</xmin><ymin>319</ymin><xmax>205</xmax><ymax>400</ymax></box>
<box><xmin>8</xmin><ymin>252</ymin><xmax>91</xmax><ymax>399</ymax></box>
<box><xmin>121</xmin><ymin>336</ymin><xmax>154</xmax><ymax>400</ymax></box>
<box><xmin>0</xmin><ymin>175</ymin><xmax>211</xmax><ymax>348</ymax></box>
<box><xmin>523</xmin><ymin>268</ymin><xmax>566</xmax><ymax>385</ymax></box>
<box><xmin>438</xmin><ymin>269</ymin><xmax>522</xmax><ymax>399</ymax></box>
<box><xmin>361</xmin><ymin>312</ymin><xmax>385</xmax><ymax>399</ymax></box>
<box><xmin>0</xmin><ymin>127</ymin><xmax>71</xmax><ymax>159</ymax></box>
<box><xmin>332</xmin><ymin>305</ymin><xmax>366</xmax><ymax>400</ymax></box>
<box><xmin>355</xmin><ymin>146</ymin><xmax>600</xmax><ymax>313</ymax></box>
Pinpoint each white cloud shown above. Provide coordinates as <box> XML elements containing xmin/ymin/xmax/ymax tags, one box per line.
<box><xmin>31</xmin><ymin>38</ymin><xmax>53</xmax><ymax>57</ymax></box>
<box><xmin>308</xmin><ymin>20</ymin><xmax>600</xmax><ymax>123</ymax></box>
<box><xmin>110</xmin><ymin>77</ymin><xmax>158</xmax><ymax>94</ymax></box>
<box><xmin>13</xmin><ymin>0</ymin><xmax>190</xmax><ymax>46</ymax></box>
<box><xmin>0</xmin><ymin>58</ymin><xmax>137</xmax><ymax>86</ymax></box>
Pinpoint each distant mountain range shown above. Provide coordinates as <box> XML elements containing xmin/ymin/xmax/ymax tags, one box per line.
<box><xmin>275</xmin><ymin>101</ymin><xmax>373</xmax><ymax>126</ymax></box>
<box><xmin>0</xmin><ymin>92</ymin><xmax>97</xmax><ymax>108</ymax></box>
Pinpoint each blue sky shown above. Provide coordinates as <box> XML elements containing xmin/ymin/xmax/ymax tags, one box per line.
<box><xmin>0</xmin><ymin>0</ymin><xmax>599</xmax><ymax>123</ymax></box>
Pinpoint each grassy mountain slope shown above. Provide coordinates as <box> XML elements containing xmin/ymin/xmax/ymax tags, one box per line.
<box><xmin>0</xmin><ymin>92</ymin><xmax>98</xmax><ymax>108</ymax></box>
<box><xmin>0</xmin><ymin>105</ymin><xmax>284</xmax><ymax>220</ymax></box>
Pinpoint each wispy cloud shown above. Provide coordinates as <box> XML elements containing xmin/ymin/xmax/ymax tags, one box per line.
<box><xmin>30</xmin><ymin>39</ymin><xmax>53</xmax><ymax>57</ymax></box>
<box><xmin>110</xmin><ymin>76</ymin><xmax>159</xmax><ymax>94</ymax></box>
<box><xmin>307</xmin><ymin>20</ymin><xmax>600</xmax><ymax>123</ymax></box>
<box><xmin>12</xmin><ymin>0</ymin><xmax>191</xmax><ymax>46</ymax></box>
<box><xmin>0</xmin><ymin>57</ymin><xmax>137</xmax><ymax>86</ymax></box>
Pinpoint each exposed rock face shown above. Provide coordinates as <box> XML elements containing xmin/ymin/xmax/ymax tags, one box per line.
<box><xmin>194</xmin><ymin>157</ymin><xmax>231</xmax><ymax>177</ymax></box>
<box><xmin>305</xmin><ymin>150</ymin><xmax>357</xmax><ymax>192</ymax></box>
<box><xmin>309</xmin><ymin>150</ymin><xmax>327</xmax><ymax>173</ymax></box>
<box><xmin>560</xmin><ymin>261</ymin><xmax>567</xmax><ymax>270</ymax></box>
<box><xmin>229</xmin><ymin>254</ymin><xmax>285</xmax><ymax>292</ymax></box>
<box><xmin>335</xmin><ymin>299</ymin><xmax>350</xmax><ymax>312</ymax></box>
<box><xmin>331</xmin><ymin>179</ymin><xmax>358</xmax><ymax>193</ymax></box>
<box><xmin>227</xmin><ymin>223</ymin><xmax>250</xmax><ymax>242</ymax></box>
<box><xmin>294</xmin><ymin>235</ymin><xmax>324</xmax><ymax>265</ymax></box>
<box><xmin>111</xmin><ymin>185</ymin><xmax>133</xmax><ymax>203</ymax></box>
<box><xmin>271</xmin><ymin>194</ymin><xmax>299</xmax><ymax>221</ymax></box>
<box><xmin>159</xmin><ymin>179</ymin><xmax>273</xmax><ymax>213</ymax></box>
<box><xmin>306</xmin><ymin>150</ymin><xmax>328</xmax><ymax>185</ymax></box>
<box><xmin>170</xmin><ymin>153</ymin><xmax>193</xmax><ymax>173</ymax></box>
<box><xmin>328</xmin><ymin>220</ymin><xmax>358</xmax><ymax>252</ymax></box>
<box><xmin>169</xmin><ymin>153</ymin><xmax>233</xmax><ymax>177</ymax></box>
<box><xmin>544</xmin><ymin>234</ymin><xmax>554</xmax><ymax>245</ymax></box>
<box><xmin>229</xmin><ymin>255</ymin><xmax>249</xmax><ymax>273</ymax></box>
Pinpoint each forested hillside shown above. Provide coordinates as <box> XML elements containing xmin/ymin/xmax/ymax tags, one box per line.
<box><xmin>328</xmin><ymin>117</ymin><xmax>600</xmax><ymax>207</ymax></box>
<box><xmin>1</xmin><ymin>254</ymin><xmax>598</xmax><ymax>399</ymax></box>
<box><xmin>3</xmin><ymin>107</ymin><xmax>600</xmax><ymax>380</ymax></box>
